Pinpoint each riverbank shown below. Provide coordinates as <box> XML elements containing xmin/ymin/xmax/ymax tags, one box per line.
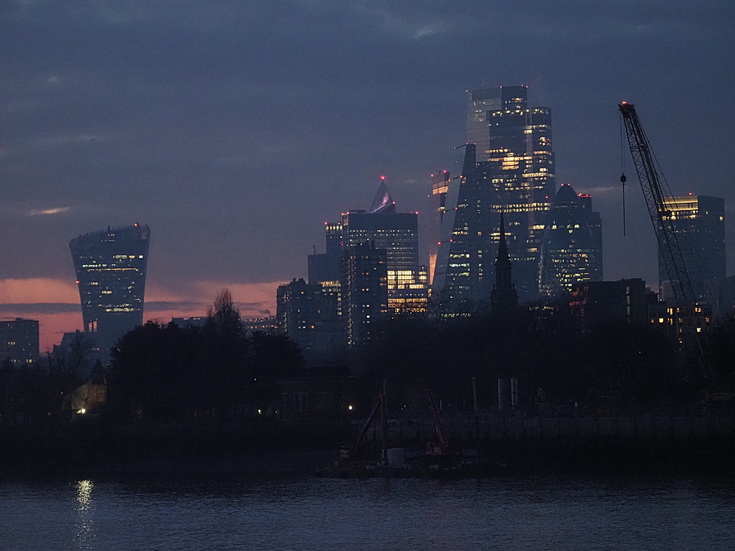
<box><xmin>2</xmin><ymin>414</ymin><xmax>734</xmax><ymax>479</ymax></box>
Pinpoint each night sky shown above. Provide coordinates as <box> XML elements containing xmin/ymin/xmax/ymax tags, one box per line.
<box><xmin>2</xmin><ymin>1</ymin><xmax>734</xmax><ymax>350</ymax></box>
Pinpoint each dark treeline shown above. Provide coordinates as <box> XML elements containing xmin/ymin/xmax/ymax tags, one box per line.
<box><xmin>353</xmin><ymin>304</ymin><xmax>734</xmax><ymax>415</ymax></box>
<box><xmin>0</xmin><ymin>332</ymin><xmax>95</xmax><ymax>426</ymax></box>
<box><xmin>3</xmin><ymin>293</ymin><xmax>735</xmax><ymax>474</ymax></box>
<box><xmin>108</xmin><ymin>290</ymin><xmax>302</xmax><ymax>420</ymax></box>
<box><xmin>4</xmin><ymin>295</ymin><xmax>735</xmax><ymax>431</ymax></box>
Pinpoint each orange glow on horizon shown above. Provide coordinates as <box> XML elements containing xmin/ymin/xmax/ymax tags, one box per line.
<box><xmin>1</xmin><ymin>277</ymin><xmax>284</xmax><ymax>353</ymax></box>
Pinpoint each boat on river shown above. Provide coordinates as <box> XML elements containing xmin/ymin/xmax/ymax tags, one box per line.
<box><xmin>315</xmin><ymin>382</ymin><xmax>505</xmax><ymax>478</ymax></box>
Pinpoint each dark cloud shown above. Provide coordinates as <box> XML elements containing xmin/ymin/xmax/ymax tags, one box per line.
<box><xmin>0</xmin><ymin>303</ymin><xmax>80</xmax><ymax>315</ymax></box>
<box><xmin>0</xmin><ymin>300</ymin><xmax>268</xmax><ymax>317</ymax></box>
<box><xmin>1</xmin><ymin>0</ymin><xmax>734</xmax><ymax>293</ymax></box>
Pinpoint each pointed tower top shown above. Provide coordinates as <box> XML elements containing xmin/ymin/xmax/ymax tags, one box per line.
<box><xmin>491</xmin><ymin>211</ymin><xmax>518</xmax><ymax>314</ymax></box>
<box><xmin>369</xmin><ymin>178</ymin><xmax>397</xmax><ymax>214</ymax></box>
<box><xmin>497</xmin><ymin>212</ymin><xmax>509</xmax><ymax>262</ymax></box>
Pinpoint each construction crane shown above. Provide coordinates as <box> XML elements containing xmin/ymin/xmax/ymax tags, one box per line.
<box><xmin>619</xmin><ymin>102</ymin><xmax>722</xmax><ymax>387</ymax></box>
<box><xmin>618</xmin><ymin>101</ymin><xmax>697</xmax><ymax>308</ymax></box>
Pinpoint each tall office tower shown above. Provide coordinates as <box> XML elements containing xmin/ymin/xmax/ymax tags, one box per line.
<box><xmin>342</xmin><ymin>180</ymin><xmax>418</xmax><ymax>268</ymax></box>
<box><xmin>308</xmin><ymin>221</ymin><xmax>344</xmax><ymax>326</ymax></box>
<box><xmin>471</xmin><ymin>85</ymin><xmax>555</xmax><ymax>300</ymax></box>
<box><xmin>434</xmin><ymin>144</ymin><xmax>496</xmax><ymax>309</ymax></box>
<box><xmin>276</xmin><ymin>278</ymin><xmax>343</xmax><ymax>360</ymax></box>
<box><xmin>539</xmin><ymin>184</ymin><xmax>603</xmax><ymax>297</ymax></box>
<box><xmin>0</xmin><ymin>318</ymin><xmax>39</xmax><ymax>366</ymax></box>
<box><xmin>467</xmin><ymin>87</ymin><xmax>502</xmax><ymax>159</ymax></box>
<box><xmin>69</xmin><ymin>224</ymin><xmax>150</xmax><ymax>353</ymax></box>
<box><xmin>341</xmin><ymin>241</ymin><xmax>388</xmax><ymax>347</ymax></box>
<box><xmin>658</xmin><ymin>195</ymin><xmax>725</xmax><ymax>304</ymax></box>
<box><xmin>341</xmin><ymin>180</ymin><xmax>428</xmax><ymax>316</ymax></box>
<box><xmin>308</xmin><ymin>221</ymin><xmax>343</xmax><ymax>285</ymax></box>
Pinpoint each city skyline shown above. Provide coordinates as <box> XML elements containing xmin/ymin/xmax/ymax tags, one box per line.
<box><xmin>2</xmin><ymin>2</ymin><xmax>733</xmax><ymax>350</ymax></box>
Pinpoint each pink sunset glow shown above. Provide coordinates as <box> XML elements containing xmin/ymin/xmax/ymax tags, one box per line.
<box><xmin>0</xmin><ymin>278</ymin><xmax>284</xmax><ymax>354</ymax></box>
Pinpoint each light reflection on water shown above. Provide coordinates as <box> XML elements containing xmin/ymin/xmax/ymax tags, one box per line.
<box><xmin>74</xmin><ymin>480</ymin><xmax>95</xmax><ymax>550</ymax></box>
<box><xmin>1</xmin><ymin>474</ymin><xmax>734</xmax><ymax>550</ymax></box>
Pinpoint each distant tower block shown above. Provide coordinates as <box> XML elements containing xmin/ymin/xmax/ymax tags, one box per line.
<box><xmin>69</xmin><ymin>224</ymin><xmax>150</xmax><ymax>351</ymax></box>
<box><xmin>539</xmin><ymin>184</ymin><xmax>603</xmax><ymax>297</ymax></box>
<box><xmin>658</xmin><ymin>195</ymin><xmax>725</xmax><ymax>304</ymax></box>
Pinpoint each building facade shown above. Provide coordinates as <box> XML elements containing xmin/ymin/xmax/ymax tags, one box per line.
<box><xmin>433</xmin><ymin>144</ymin><xmax>495</xmax><ymax>310</ymax></box>
<box><xmin>276</xmin><ymin>278</ymin><xmax>343</xmax><ymax>359</ymax></box>
<box><xmin>0</xmin><ymin>318</ymin><xmax>39</xmax><ymax>366</ymax></box>
<box><xmin>658</xmin><ymin>195</ymin><xmax>725</xmax><ymax>305</ymax></box>
<box><xmin>340</xmin><ymin>241</ymin><xmax>388</xmax><ymax>347</ymax></box>
<box><xmin>539</xmin><ymin>184</ymin><xmax>603</xmax><ymax>297</ymax></box>
<box><xmin>569</xmin><ymin>278</ymin><xmax>649</xmax><ymax>330</ymax></box>
<box><xmin>340</xmin><ymin>181</ymin><xmax>428</xmax><ymax>317</ymax></box>
<box><xmin>69</xmin><ymin>224</ymin><xmax>150</xmax><ymax>354</ymax></box>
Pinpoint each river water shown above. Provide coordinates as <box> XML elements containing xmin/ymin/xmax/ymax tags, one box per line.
<box><xmin>1</xmin><ymin>472</ymin><xmax>734</xmax><ymax>550</ymax></box>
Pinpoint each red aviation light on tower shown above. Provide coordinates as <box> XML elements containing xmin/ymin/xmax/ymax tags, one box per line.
<box><xmin>380</xmin><ymin>175</ymin><xmax>386</xmax><ymax>181</ymax></box>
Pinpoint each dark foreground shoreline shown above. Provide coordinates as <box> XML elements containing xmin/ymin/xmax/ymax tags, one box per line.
<box><xmin>2</xmin><ymin>415</ymin><xmax>734</xmax><ymax>480</ymax></box>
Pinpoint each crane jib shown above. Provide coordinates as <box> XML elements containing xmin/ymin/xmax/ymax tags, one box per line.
<box><xmin>618</xmin><ymin>102</ymin><xmax>696</xmax><ymax>309</ymax></box>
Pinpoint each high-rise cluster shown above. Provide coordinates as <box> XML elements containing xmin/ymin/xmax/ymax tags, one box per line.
<box><xmin>276</xmin><ymin>85</ymin><xmax>728</xmax><ymax>360</ymax></box>
<box><xmin>432</xmin><ymin>85</ymin><xmax>604</xmax><ymax>306</ymax></box>
<box><xmin>278</xmin><ymin>180</ymin><xmax>429</xmax><ymax>356</ymax></box>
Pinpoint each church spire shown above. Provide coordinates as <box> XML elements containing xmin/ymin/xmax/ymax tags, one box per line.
<box><xmin>491</xmin><ymin>212</ymin><xmax>518</xmax><ymax>314</ymax></box>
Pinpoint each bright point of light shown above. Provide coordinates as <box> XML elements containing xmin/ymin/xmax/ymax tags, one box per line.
<box><xmin>347</xmin><ymin>405</ymin><xmax>353</xmax><ymax>411</ymax></box>
<box><xmin>77</xmin><ymin>408</ymin><xmax>86</xmax><ymax>415</ymax></box>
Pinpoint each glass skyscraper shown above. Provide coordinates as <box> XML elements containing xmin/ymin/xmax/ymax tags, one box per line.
<box><xmin>434</xmin><ymin>86</ymin><xmax>555</xmax><ymax>306</ymax></box>
<box><xmin>69</xmin><ymin>224</ymin><xmax>150</xmax><ymax>351</ymax></box>
<box><xmin>658</xmin><ymin>195</ymin><xmax>725</xmax><ymax>304</ymax></box>
<box><xmin>433</xmin><ymin>144</ymin><xmax>495</xmax><ymax>309</ymax></box>
<box><xmin>341</xmin><ymin>181</ymin><xmax>428</xmax><ymax>316</ymax></box>
<box><xmin>341</xmin><ymin>241</ymin><xmax>388</xmax><ymax>347</ymax></box>
<box><xmin>539</xmin><ymin>184</ymin><xmax>603</xmax><ymax>297</ymax></box>
<box><xmin>482</xmin><ymin>85</ymin><xmax>555</xmax><ymax>300</ymax></box>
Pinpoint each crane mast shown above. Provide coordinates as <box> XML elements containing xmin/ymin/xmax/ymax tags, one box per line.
<box><xmin>618</xmin><ymin>102</ymin><xmax>696</xmax><ymax>308</ymax></box>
